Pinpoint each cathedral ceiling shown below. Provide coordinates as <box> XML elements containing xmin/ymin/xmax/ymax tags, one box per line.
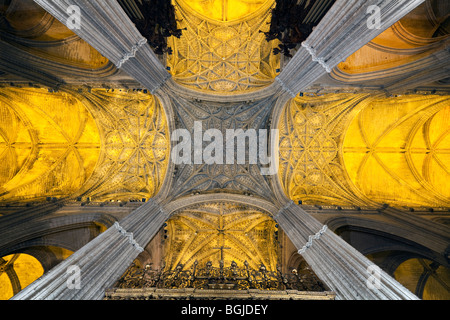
<box><xmin>167</xmin><ymin>92</ymin><xmax>279</xmax><ymax>202</ymax></box>
<box><xmin>0</xmin><ymin>0</ymin><xmax>448</xmax><ymax>300</ymax></box>
<box><xmin>279</xmin><ymin>93</ymin><xmax>450</xmax><ymax>210</ymax></box>
<box><xmin>166</xmin><ymin>0</ymin><xmax>280</xmax><ymax>93</ymax></box>
<box><xmin>0</xmin><ymin>87</ymin><xmax>170</xmax><ymax>203</ymax></box>
<box><xmin>0</xmin><ymin>0</ymin><xmax>448</xmax><ymax>92</ymax></box>
<box><xmin>0</xmin><ymin>88</ymin><xmax>101</xmax><ymax>202</ymax></box>
<box><xmin>164</xmin><ymin>201</ymin><xmax>278</xmax><ymax>271</ymax></box>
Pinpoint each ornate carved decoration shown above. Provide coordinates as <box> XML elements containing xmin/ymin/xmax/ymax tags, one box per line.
<box><xmin>114</xmin><ymin>259</ymin><xmax>326</xmax><ymax>292</ymax></box>
<box><xmin>78</xmin><ymin>89</ymin><xmax>170</xmax><ymax>202</ymax></box>
<box><xmin>278</xmin><ymin>93</ymin><xmax>373</xmax><ymax>207</ymax></box>
<box><xmin>169</xmin><ymin>93</ymin><xmax>277</xmax><ymax>200</ymax></box>
<box><xmin>0</xmin><ymin>88</ymin><xmax>171</xmax><ymax>203</ymax></box>
<box><xmin>166</xmin><ymin>0</ymin><xmax>280</xmax><ymax>93</ymax></box>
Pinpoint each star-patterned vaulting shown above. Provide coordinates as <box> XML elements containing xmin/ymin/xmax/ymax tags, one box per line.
<box><xmin>168</xmin><ymin>92</ymin><xmax>278</xmax><ymax>200</ymax></box>
<box><xmin>0</xmin><ymin>87</ymin><xmax>171</xmax><ymax>203</ymax></box>
<box><xmin>279</xmin><ymin>93</ymin><xmax>450</xmax><ymax>209</ymax></box>
<box><xmin>0</xmin><ymin>0</ymin><xmax>449</xmax><ymax>301</ymax></box>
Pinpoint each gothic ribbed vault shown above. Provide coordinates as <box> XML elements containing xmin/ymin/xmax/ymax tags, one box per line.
<box><xmin>0</xmin><ymin>0</ymin><xmax>449</xmax><ymax>301</ymax></box>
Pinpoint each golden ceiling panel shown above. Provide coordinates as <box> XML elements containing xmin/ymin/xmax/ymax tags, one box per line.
<box><xmin>278</xmin><ymin>93</ymin><xmax>372</xmax><ymax>207</ymax></box>
<box><xmin>343</xmin><ymin>95</ymin><xmax>450</xmax><ymax>208</ymax></box>
<box><xmin>279</xmin><ymin>93</ymin><xmax>450</xmax><ymax>209</ymax></box>
<box><xmin>0</xmin><ymin>88</ymin><xmax>171</xmax><ymax>203</ymax></box>
<box><xmin>0</xmin><ymin>88</ymin><xmax>101</xmax><ymax>202</ymax></box>
<box><xmin>166</xmin><ymin>0</ymin><xmax>279</xmax><ymax>93</ymax></box>
<box><xmin>164</xmin><ymin>202</ymin><xmax>279</xmax><ymax>272</ymax></box>
<box><xmin>0</xmin><ymin>253</ymin><xmax>44</xmax><ymax>300</ymax></box>
<box><xmin>79</xmin><ymin>89</ymin><xmax>170</xmax><ymax>202</ymax></box>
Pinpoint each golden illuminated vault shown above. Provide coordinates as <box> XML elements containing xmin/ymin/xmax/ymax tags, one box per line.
<box><xmin>279</xmin><ymin>93</ymin><xmax>450</xmax><ymax>209</ymax></box>
<box><xmin>164</xmin><ymin>202</ymin><xmax>279</xmax><ymax>272</ymax></box>
<box><xmin>0</xmin><ymin>88</ymin><xmax>101</xmax><ymax>202</ymax></box>
<box><xmin>0</xmin><ymin>0</ymin><xmax>449</xmax><ymax>301</ymax></box>
<box><xmin>79</xmin><ymin>89</ymin><xmax>170</xmax><ymax>201</ymax></box>
<box><xmin>0</xmin><ymin>88</ymin><xmax>170</xmax><ymax>203</ymax></box>
<box><xmin>167</xmin><ymin>0</ymin><xmax>280</xmax><ymax>92</ymax></box>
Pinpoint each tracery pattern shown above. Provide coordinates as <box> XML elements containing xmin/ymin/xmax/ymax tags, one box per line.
<box><xmin>279</xmin><ymin>93</ymin><xmax>450</xmax><ymax>209</ymax></box>
<box><xmin>0</xmin><ymin>88</ymin><xmax>101</xmax><ymax>202</ymax></box>
<box><xmin>279</xmin><ymin>93</ymin><xmax>372</xmax><ymax>207</ymax></box>
<box><xmin>169</xmin><ymin>93</ymin><xmax>276</xmax><ymax>200</ymax></box>
<box><xmin>166</xmin><ymin>0</ymin><xmax>279</xmax><ymax>93</ymax></box>
<box><xmin>164</xmin><ymin>202</ymin><xmax>279</xmax><ymax>272</ymax></box>
<box><xmin>0</xmin><ymin>88</ymin><xmax>171</xmax><ymax>203</ymax></box>
<box><xmin>79</xmin><ymin>89</ymin><xmax>170</xmax><ymax>202</ymax></box>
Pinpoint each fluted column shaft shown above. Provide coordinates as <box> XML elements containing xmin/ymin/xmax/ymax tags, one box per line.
<box><xmin>277</xmin><ymin>0</ymin><xmax>425</xmax><ymax>96</ymax></box>
<box><xmin>11</xmin><ymin>200</ymin><xmax>168</xmax><ymax>300</ymax></box>
<box><xmin>275</xmin><ymin>201</ymin><xmax>419</xmax><ymax>300</ymax></box>
<box><xmin>33</xmin><ymin>0</ymin><xmax>170</xmax><ymax>93</ymax></box>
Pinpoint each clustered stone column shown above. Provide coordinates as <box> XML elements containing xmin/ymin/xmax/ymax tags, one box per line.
<box><xmin>33</xmin><ymin>0</ymin><xmax>171</xmax><ymax>94</ymax></box>
<box><xmin>276</xmin><ymin>0</ymin><xmax>426</xmax><ymax>97</ymax></box>
<box><xmin>275</xmin><ymin>201</ymin><xmax>419</xmax><ymax>300</ymax></box>
<box><xmin>11</xmin><ymin>200</ymin><xmax>168</xmax><ymax>300</ymax></box>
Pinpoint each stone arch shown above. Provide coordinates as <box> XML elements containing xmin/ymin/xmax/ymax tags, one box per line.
<box><xmin>158</xmin><ymin>193</ymin><xmax>281</xmax><ymax>271</ymax></box>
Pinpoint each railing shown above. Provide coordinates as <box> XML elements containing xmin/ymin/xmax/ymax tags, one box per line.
<box><xmin>115</xmin><ymin>260</ymin><xmax>327</xmax><ymax>291</ymax></box>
